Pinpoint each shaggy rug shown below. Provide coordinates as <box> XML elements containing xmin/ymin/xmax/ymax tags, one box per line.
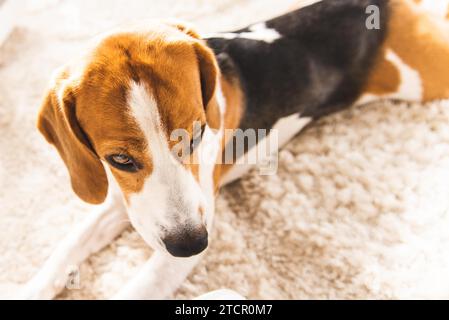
<box><xmin>2</xmin><ymin>0</ymin><xmax>449</xmax><ymax>299</ymax></box>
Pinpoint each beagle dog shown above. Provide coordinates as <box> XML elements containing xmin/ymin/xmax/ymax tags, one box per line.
<box><xmin>22</xmin><ymin>0</ymin><xmax>449</xmax><ymax>299</ymax></box>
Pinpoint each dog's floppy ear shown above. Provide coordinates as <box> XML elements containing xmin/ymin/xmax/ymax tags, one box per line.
<box><xmin>37</xmin><ymin>69</ymin><xmax>108</xmax><ymax>204</ymax></box>
<box><xmin>193</xmin><ymin>40</ymin><xmax>221</xmax><ymax>130</ymax></box>
<box><xmin>169</xmin><ymin>21</ymin><xmax>221</xmax><ymax>130</ymax></box>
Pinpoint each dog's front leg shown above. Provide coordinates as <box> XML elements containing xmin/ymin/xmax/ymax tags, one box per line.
<box><xmin>112</xmin><ymin>251</ymin><xmax>203</xmax><ymax>300</ymax></box>
<box><xmin>19</xmin><ymin>190</ymin><xmax>129</xmax><ymax>300</ymax></box>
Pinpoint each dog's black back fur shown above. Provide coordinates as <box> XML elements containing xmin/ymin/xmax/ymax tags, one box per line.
<box><xmin>206</xmin><ymin>0</ymin><xmax>389</xmax><ymax>133</ymax></box>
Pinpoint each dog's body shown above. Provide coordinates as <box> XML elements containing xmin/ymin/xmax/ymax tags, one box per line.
<box><xmin>22</xmin><ymin>0</ymin><xmax>449</xmax><ymax>299</ymax></box>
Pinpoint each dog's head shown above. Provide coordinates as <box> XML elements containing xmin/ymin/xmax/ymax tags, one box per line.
<box><xmin>37</xmin><ymin>22</ymin><xmax>223</xmax><ymax>257</ymax></box>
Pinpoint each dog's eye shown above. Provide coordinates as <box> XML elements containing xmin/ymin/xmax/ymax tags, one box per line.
<box><xmin>112</xmin><ymin>154</ymin><xmax>132</xmax><ymax>164</ymax></box>
<box><xmin>106</xmin><ymin>154</ymin><xmax>139</xmax><ymax>172</ymax></box>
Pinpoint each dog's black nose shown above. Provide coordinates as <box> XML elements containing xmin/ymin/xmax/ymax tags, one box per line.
<box><xmin>162</xmin><ymin>226</ymin><xmax>208</xmax><ymax>258</ymax></box>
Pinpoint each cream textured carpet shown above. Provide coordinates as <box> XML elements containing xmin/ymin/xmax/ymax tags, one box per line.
<box><xmin>2</xmin><ymin>0</ymin><xmax>449</xmax><ymax>300</ymax></box>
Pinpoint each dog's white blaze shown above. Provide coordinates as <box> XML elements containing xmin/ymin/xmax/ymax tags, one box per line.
<box><xmin>220</xmin><ymin>114</ymin><xmax>311</xmax><ymax>186</ymax></box>
<box><xmin>126</xmin><ymin>82</ymin><xmax>206</xmax><ymax>249</ymax></box>
<box><xmin>356</xmin><ymin>49</ymin><xmax>423</xmax><ymax>106</ymax></box>
<box><xmin>203</xmin><ymin>22</ymin><xmax>281</xmax><ymax>44</ymax></box>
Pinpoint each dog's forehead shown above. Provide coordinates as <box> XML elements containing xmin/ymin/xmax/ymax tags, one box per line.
<box><xmin>86</xmin><ymin>30</ymin><xmax>201</xmax><ymax>83</ymax></box>
<box><xmin>75</xmin><ymin>31</ymin><xmax>206</xmax><ymax>152</ymax></box>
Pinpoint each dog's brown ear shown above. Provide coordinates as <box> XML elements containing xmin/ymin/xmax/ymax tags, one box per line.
<box><xmin>37</xmin><ymin>70</ymin><xmax>108</xmax><ymax>204</ymax></box>
<box><xmin>169</xmin><ymin>21</ymin><xmax>221</xmax><ymax>129</ymax></box>
<box><xmin>193</xmin><ymin>40</ymin><xmax>221</xmax><ymax>130</ymax></box>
